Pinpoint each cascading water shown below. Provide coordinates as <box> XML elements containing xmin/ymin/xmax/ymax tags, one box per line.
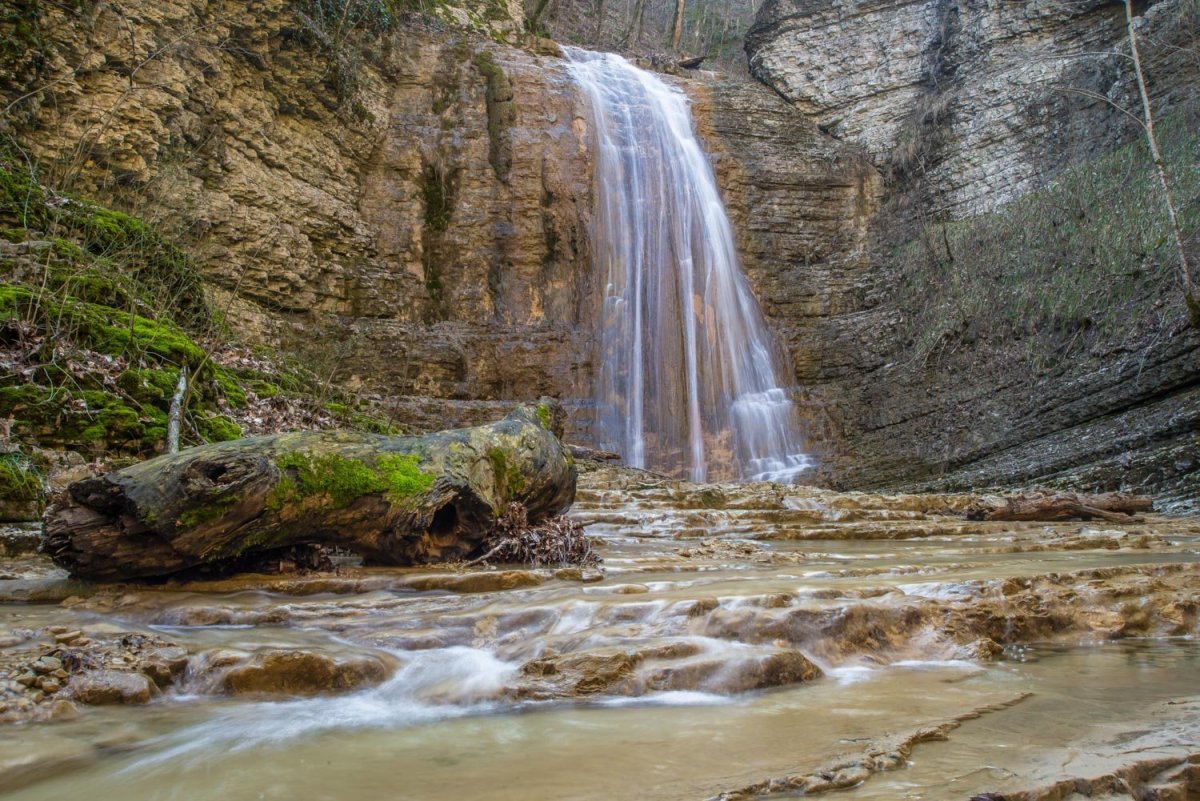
<box><xmin>565</xmin><ymin>47</ymin><xmax>812</xmax><ymax>483</ymax></box>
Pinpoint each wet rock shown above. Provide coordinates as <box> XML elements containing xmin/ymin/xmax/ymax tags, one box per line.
<box><xmin>30</xmin><ymin>656</ymin><xmax>61</xmax><ymax>675</ymax></box>
<box><xmin>68</xmin><ymin>670</ymin><xmax>157</xmax><ymax>705</ymax></box>
<box><xmin>152</xmin><ymin>606</ymin><xmax>287</xmax><ymax>627</ymax></box>
<box><xmin>221</xmin><ymin>650</ymin><xmax>391</xmax><ymax>696</ymax></box>
<box><xmin>955</xmin><ymin>639</ymin><xmax>1004</xmax><ymax>661</ymax></box>
<box><xmin>641</xmin><ymin>650</ymin><xmax>822</xmax><ymax>694</ymax></box>
<box><xmin>520</xmin><ymin>648</ymin><xmax>643</xmax><ymax>696</ymax></box>
<box><xmin>403</xmin><ymin>571</ymin><xmax>547</xmax><ymax>594</ymax></box>
<box><xmin>140</xmin><ymin>646</ymin><xmax>190</xmax><ymax>687</ymax></box>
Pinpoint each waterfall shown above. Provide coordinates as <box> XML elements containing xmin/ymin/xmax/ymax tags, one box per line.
<box><xmin>565</xmin><ymin>48</ymin><xmax>812</xmax><ymax>484</ymax></box>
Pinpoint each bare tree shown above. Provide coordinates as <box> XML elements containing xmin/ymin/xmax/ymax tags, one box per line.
<box><xmin>671</xmin><ymin>0</ymin><xmax>686</xmax><ymax>50</ymax></box>
<box><xmin>1124</xmin><ymin>0</ymin><xmax>1198</xmax><ymax>325</ymax></box>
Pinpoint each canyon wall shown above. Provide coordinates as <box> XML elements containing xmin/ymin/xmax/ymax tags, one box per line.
<box><xmin>5</xmin><ymin>0</ymin><xmax>1197</xmax><ymax>507</ymax></box>
<box><xmin>745</xmin><ymin>0</ymin><xmax>1200</xmax><ymax>508</ymax></box>
<box><xmin>3</xmin><ymin>0</ymin><xmax>872</xmax><ymax>441</ymax></box>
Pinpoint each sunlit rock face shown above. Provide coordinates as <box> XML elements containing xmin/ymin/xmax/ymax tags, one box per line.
<box><xmin>565</xmin><ymin>48</ymin><xmax>813</xmax><ymax>483</ymax></box>
<box><xmin>746</xmin><ymin>0</ymin><xmax>1197</xmax><ymax>216</ymax></box>
<box><xmin>4</xmin><ymin>0</ymin><xmax>873</xmax><ymax>446</ymax></box>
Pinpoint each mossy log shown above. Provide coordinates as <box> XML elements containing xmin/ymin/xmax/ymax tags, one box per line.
<box><xmin>42</xmin><ymin>404</ymin><xmax>576</xmax><ymax>581</ymax></box>
<box><xmin>968</xmin><ymin>491</ymin><xmax>1153</xmax><ymax>523</ymax></box>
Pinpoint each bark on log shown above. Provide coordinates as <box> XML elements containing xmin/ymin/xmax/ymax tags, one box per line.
<box><xmin>42</xmin><ymin>404</ymin><xmax>577</xmax><ymax>581</ymax></box>
<box><xmin>967</xmin><ymin>492</ymin><xmax>1153</xmax><ymax>523</ymax></box>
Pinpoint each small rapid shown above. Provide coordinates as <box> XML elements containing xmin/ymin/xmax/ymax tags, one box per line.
<box><xmin>564</xmin><ymin>48</ymin><xmax>811</xmax><ymax>483</ymax></box>
<box><xmin>1</xmin><ymin>468</ymin><xmax>1199</xmax><ymax>800</ymax></box>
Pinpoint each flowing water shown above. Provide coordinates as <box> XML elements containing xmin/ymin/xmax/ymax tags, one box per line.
<box><xmin>2</xmin><ymin>469</ymin><xmax>1200</xmax><ymax>800</ymax></box>
<box><xmin>565</xmin><ymin>49</ymin><xmax>810</xmax><ymax>483</ymax></box>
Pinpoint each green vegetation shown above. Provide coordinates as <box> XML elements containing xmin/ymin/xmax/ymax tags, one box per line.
<box><xmin>472</xmin><ymin>50</ymin><xmax>514</xmax><ymax>181</ymax></box>
<box><xmin>271</xmin><ymin>452</ymin><xmax>386</xmax><ymax>509</ymax></box>
<box><xmin>377</xmin><ymin>452</ymin><xmax>436</xmax><ymax>502</ymax></box>
<box><xmin>196</xmin><ymin>414</ymin><xmax>242</xmax><ymax>443</ymax></box>
<box><xmin>487</xmin><ymin>446</ymin><xmax>525</xmax><ymax>495</ymax></box>
<box><xmin>269</xmin><ymin>450</ymin><xmax>434</xmax><ymax>510</ymax></box>
<box><xmin>0</xmin><ymin>452</ymin><xmax>44</xmax><ymax>504</ymax></box>
<box><xmin>1</xmin><ymin>139</ymin><xmax>401</xmax><ymax>461</ymax></box>
<box><xmin>0</xmin><ymin>146</ymin><xmax>210</xmax><ymax>330</ymax></box>
<box><xmin>892</xmin><ymin>108</ymin><xmax>1200</xmax><ymax>368</ymax></box>
<box><xmin>535</xmin><ymin>402</ymin><xmax>552</xmax><ymax>430</ymax></box>
<box><xmin>420</xmin><ymin>165</ymin><xmax>454</xmax><ymax>233</ymax></box>
<box><xmin>177</xmin><ymin>497</ymin><xmax>237</xmax><ymax>529</ymax></box>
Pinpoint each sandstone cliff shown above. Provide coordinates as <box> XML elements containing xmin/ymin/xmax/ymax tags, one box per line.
<box><xmin>2</xmin><ymin>0</ymin><xmax>872</xmax><ymax>443</ymax></box>
<box><xmin>4</xmin><ymin>0</ymin><xmax>1196</xmax><ymax>509</ymax></box>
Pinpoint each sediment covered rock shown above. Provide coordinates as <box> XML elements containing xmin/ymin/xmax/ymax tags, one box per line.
<box><xmin>220</xmin><ymin>650</ymin><xmax>391</xmax><ymax>697</ymax></box>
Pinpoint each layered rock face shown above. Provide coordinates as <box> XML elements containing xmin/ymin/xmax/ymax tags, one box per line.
<box><xmin>744</xmin><ymin>0</ymin><xmax>1200</xmax><ymax>507</ymax></box>
<box><xmin>10</xmin><ymin>0</ymin><xmax>1195</xmax><ymax>506</ymax></box>
<box><xmin>6</xmin><ymin>0</ymin><xmax>873</xmax><ymax>443</ymax></box>
<box><xmin>7</xmin><ymin>0</ymin><xmax>595</xmax><ymax>430</ymax></box>
<box><xmin>746</xmin><ymin>0</ymin><xmax>1198</xmax><ymax>215</ymax></box>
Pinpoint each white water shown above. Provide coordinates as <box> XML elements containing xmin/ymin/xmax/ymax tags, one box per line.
<box><xmin>564</xmin><ymin>48</ymin><xmax>812</xmax><ymax>483</ymax></box>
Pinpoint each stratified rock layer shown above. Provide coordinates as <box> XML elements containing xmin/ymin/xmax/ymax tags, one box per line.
<box><xmin>746</xmin><ymin>0</ymin><xmax>1199</xmax><ymax>216</ymax></box>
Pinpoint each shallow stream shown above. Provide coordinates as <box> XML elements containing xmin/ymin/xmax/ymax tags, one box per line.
<box><xmin>1</xmin><ymin>469</ymin><xmax>1198</xmax><ymax>799</ymax></box>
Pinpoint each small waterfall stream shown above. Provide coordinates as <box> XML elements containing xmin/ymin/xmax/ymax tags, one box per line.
<box><xmin>564</xmin><ymin>48</ymin><xmax>811</xmax><ymax>483</ymax></box>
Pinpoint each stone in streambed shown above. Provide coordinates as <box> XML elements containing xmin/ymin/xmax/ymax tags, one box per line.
<box><xmin>68</xmin><ymin>670</ymin><xmax>157</xmax><ymax>705</ymax></box>
<box><xmin>642</xmin><ymin>650</ymin><xmax>822</xmax><ymax>694</ymax></box>
<box><xmin>139</xmin><ymin>646</ymin><xmax>190</xmax><ymax>687</ymax></box>
<box><xmin>221</xmin><ymin>650</ymin><xmax>390</xmax><ymax>696</ymax></box>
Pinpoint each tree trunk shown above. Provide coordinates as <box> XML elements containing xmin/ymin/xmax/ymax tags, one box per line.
<box><xmin>1124</xmin><ymin>0</ymin><xmax>1199</xmax><ymax>327</ymax></box>
<box><xmin>43</xmin><ymin>404</ymin><xmax>577</xmax><ymax>581</ymax></box>
<box><xmin>671</xmin><ymin>0</ymin><xmax>686</xmax><ymax>51</ymax></box>
<box><xmin>966</xmin><ymin>491</ymin><xmax>1153</xmax><ymax>523</ymax></box>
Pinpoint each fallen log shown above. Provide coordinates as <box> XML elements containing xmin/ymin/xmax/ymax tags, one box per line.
<box><xmin>42</xmin><ymin>403</ymin><xmax>577</xmax><ymax>581</ymax></box>
<box><xmin>966</xmin><ymin>491</ymin><xmax>1153</xmax><ymax>523</ymax></box>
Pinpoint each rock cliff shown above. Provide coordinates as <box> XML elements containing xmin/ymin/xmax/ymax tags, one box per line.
<box><xmin>4</xmin><ymin>0</ymin><xmax>1196</xmax><ymax>508</ymax></box>
<box><xmin>3</xmin><ymin>0</ymin><xmax>872</xmax><ymax>443</ymax></box>
<box><xmin>747</xmin><ymin>0</ymin><xmax>1198</xmax><ymax>215</ymax></box>
<box><xmin>745</xmin><ymin>0</ymin><xmax>1200</xmax><ymax>508</ymax></box>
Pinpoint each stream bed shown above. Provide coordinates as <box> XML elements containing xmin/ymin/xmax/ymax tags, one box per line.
<box><xmin>1</xmin><ymin>466</ymin><xmax>1198</xmax><ymax>800</ymax></box>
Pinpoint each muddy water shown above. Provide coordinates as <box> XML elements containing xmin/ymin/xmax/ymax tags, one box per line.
<box><xmin>2</xmin><ymin>467</ymin><xmax>1199</xmax><ymax>799</ymax></box>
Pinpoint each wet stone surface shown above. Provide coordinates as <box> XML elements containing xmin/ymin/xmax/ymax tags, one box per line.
<box><xmin>0</xmin><ymin>468</ymin><xmax>1197</xmax><ymax>798</ymax></box>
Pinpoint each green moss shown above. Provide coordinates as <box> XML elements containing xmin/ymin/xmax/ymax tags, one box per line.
<box><xmin>377</xmin><ymin>452</ymin><xmax>435</xmax><ymax>503</ymax></box>
<box><xmin>536</xmin><ymin>403</ymin><xmax>551</xmax><ymax>430</ymax></box>
<box><xmin>248</xmin><ymin>379</ymin><xmax>282</xmax><ymax>399</ymax></box>
<box><xmin>0</xmin><ymin>147</ymin><xmax>210</xmax><ymax>329</ymax></box>
<box><xmin>196</xmin><ymin>414</ymin><xmax>242</xmax><ymax>443</ymax></box>
<box><xmin>0</xmin><ymin>284</ymin><xmax>206</xmax><ymax>368</ymax></box>
<box><xmin>267</xmin><ymin>449</ymin><xmax>434</xmax><ymax>512</ymax></box>
<box><xmin>270</xmin><ymin>452</ymin><xmax>387</xmax><ymax>509</ymax></box>
<box><xmin>214</xmin><ymin>369</ymin><xmax>249</xmax><ymax>408</ymax></box>
<box><xmin>347</xmin><ymin>412</ymin><xmax>403</xmax><ymax>435</ymax></box>
<box><xmin>487</xmin><ymin>445</ymin><xmax>525</xmax><ymax>495</ymax></box>
<box><xmin>118</xmin><ymin>367</ymin><xmax>180</xmax><ymax>405</ymax></box>
<box><xmin>0</xmin><ymin>381</ymin><xmax>167</xmax><ymax>454</ymax></box>
<box><xmin>0</xmin><ymin>227</ymin><xmax>24</xmax><ymax>243</ymax></box>
<box><xmin>472</xmin><ymin>50</ymin><xmax>514</xmax><ymax>182</ymax></box>
<box><xmin>177</xmin><ymin>496</ymin><xmax>236</xmax><ymax>529</ymax></box>
<box><xmin>0</xmin><ymin>453</ymin><xmax>43</xmax><ymax>503</ymax></box>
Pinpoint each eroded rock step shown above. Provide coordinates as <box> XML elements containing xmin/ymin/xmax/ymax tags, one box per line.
<box><xmin>1</xmin><ymin>466</ymin><xmax>1198</xmax><ymax>798</ymax></box>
